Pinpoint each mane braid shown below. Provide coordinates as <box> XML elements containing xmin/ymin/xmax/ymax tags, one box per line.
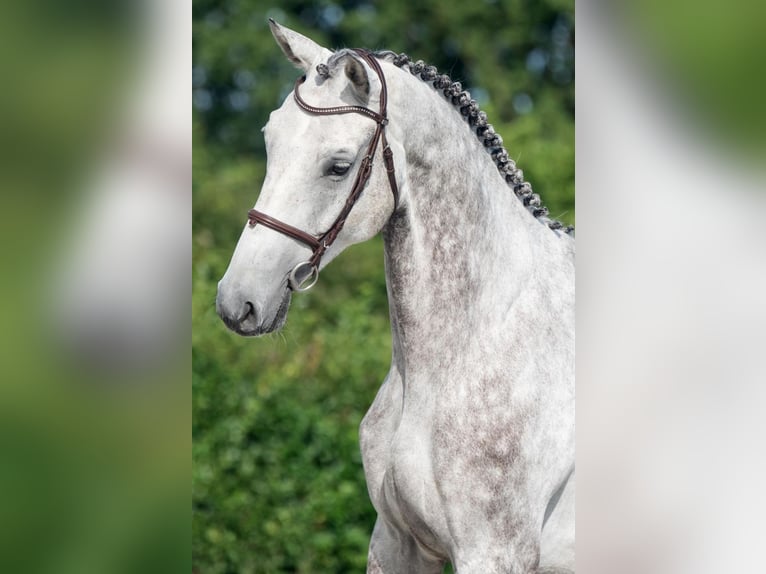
<box><xmin>372</xmin><ymin>51</ymin><xmax>574</xmax><ymax>236</ymax></box>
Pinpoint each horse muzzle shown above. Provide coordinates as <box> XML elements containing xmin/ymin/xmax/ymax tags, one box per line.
<box><xmin>216</xmin><ymin>282</ymin><xmax>291</xmax><ymax>336</ymax></box>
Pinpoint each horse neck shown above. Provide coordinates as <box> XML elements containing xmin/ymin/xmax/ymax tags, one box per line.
<box><xmin>382</xmin><ymin>64</ymin><xmax>555</xmax><ymax>369</ymax></box>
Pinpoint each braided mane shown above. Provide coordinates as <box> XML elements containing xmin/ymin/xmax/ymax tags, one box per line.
<box><xmin>368</xmin><ymin>51</ymin><xmax>574</xmax><ymax>235</ymax></box>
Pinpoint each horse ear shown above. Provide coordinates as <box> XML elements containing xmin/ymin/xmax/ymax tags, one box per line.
<box><xmin>344</xmin><ymin>56</ymin><xmax>370</xmax><ymax>102</ymax></box>
<box><xmin>269</xmin><ymin>19</ymin><xmax>331</xmax><ymax>72</ymax></box>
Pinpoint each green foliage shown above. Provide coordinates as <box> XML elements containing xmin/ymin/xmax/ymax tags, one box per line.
<box><xmin>193</xmin><ymin>230</ymin><xmax>390</xmax><ymax>573</ymax></box>
<box><xmin>193</xmin><ymin>1</ymin><xmax>574</xmax><ymax>571</ymax></box>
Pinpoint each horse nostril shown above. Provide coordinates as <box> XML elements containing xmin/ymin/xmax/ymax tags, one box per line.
<box><xmin>216</xmin><ymin>290</ymin><xmax>258</xmax><ymax>333</ymax></box>
<box><xmin>241</xmin><ymin>302</ymin><xmax>255</xmax><ymax>321</ymax></box>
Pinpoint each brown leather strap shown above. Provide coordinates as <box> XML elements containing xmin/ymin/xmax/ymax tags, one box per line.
<box><xmin>248</xmin><ymin>49</ymin><xmax>399</xmax><ymax>284</ymax></box>
<box><xmin>248</xmin><ymin>209</ymin><xmax>321</xmax><ymax>251</ymax></box>
<box><xmin>293</xmin><ymin>75</ymin><xmax>386</xmax><ymax>124</ymax></box>
<box><xmin>381</xmin><ymin>132</ymin><xmax>399</xmax><ymax>208</ymax></box>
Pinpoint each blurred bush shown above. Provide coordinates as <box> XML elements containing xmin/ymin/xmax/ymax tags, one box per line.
<box><xmin>193</xmin><ymin>0</ymin><xmax>574</xmax><ymax>572</ymax></box>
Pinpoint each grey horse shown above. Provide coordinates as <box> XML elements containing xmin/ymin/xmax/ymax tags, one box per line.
<box><xmin>217</xmin><ymin>22</ymin><xmax>575</xmax><ymax>574</ymax></box>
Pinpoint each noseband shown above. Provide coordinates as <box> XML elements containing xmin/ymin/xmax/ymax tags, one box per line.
<box><xmin>248</xmin><ymin>49</ymin><xmax>399</xmax><ymax>292</ymax></box>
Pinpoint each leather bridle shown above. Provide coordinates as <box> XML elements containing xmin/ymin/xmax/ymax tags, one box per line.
<box><xmin>248</xmin><ymin>49</ymin><xmax>399</xmax><ymax>292</ymax></box>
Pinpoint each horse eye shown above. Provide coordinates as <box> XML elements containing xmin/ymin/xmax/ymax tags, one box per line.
<box><xmin>330</xmin><ymin>162</ymin><xmax>351</xmax><ymax>176</ymax></box>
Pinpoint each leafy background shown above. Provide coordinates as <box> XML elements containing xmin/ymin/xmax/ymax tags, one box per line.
<box><xmin>193</xmin><ymin>1</ymin><xmax>574</xmax><ymax>572</ymax></box>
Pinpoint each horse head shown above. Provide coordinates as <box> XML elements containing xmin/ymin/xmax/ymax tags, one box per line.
<box><xmin>217</xmin><ymin>22</ymin><xmax>401</xmax><ymax>336</ymax></box>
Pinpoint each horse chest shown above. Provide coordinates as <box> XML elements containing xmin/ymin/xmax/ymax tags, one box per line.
<box><xmin>361</xmin><ymin>372</ymin><xmax>514</xmax><ymax>557</ymax></box>
<box><xmin>359</xmin><ymin>377</ymin><xmax>450</xmax><ymax>549</ymax></box>
<box><xmin>377</xmin><ymin>423</ymin><xmax>451</xmax><ymax>557</ymax></box>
